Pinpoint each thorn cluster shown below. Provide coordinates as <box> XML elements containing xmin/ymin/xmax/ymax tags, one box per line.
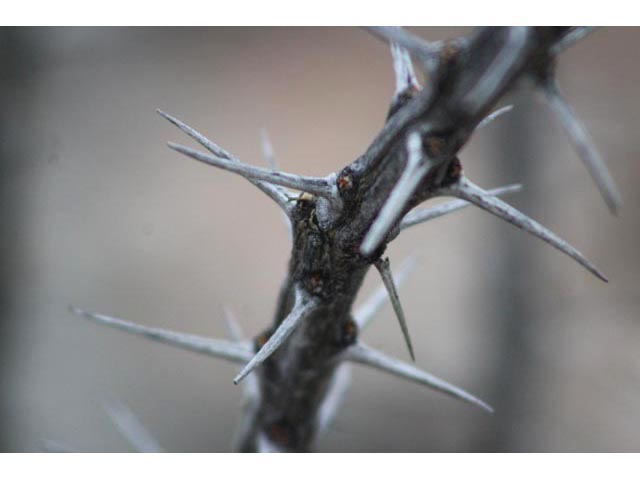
<box><xmin>67</xmin><ymin>26</ymin><xmax>619</xmax><ymax>452</ymax></box>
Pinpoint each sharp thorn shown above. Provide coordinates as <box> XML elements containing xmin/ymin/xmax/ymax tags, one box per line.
<box><xmin>361</xmin><ymin>132</ymin><xmax>431</xmax><ymax>256</ymax></box>
<box><xmin>441</xmin><ymin>177</ymin><xmax>608</xmax><ymax>282</ymax></box>
<box><xmin>157</xmin><ymin>109</ymin><xmax>231</xmax><ymax>159</ymax></box>
<box><xmin>551</xmin><ymin>27</ymin><xmax>599</xmax><ymax>56</ymax></box>
<box><xmin>363</xmin><ymin>26</ymin><xmax>441</xmax><ymax>73</ymax></box>
<box><xmin>354</xmin><ymin>253</ymin><xmax>418</xmax><ymax>331</ymax></box>
<box><xmin>233</xmin><ymin>288</ymin><xmax>318</xmax><ymax>384</ymax></box>
<box><xmin>222</xmin><ymin>307</ymin><xmax>244</xmax><ymax>343</ymax></box>
<box><xmin>168</xmin><ymin>142</ymin><xmax>333</xmax><ymax>199</ymax></box>
<box><xmin>390</xmin><ymin>40</ymin><xmax>420</xmax><ymax>98</ymax></box>
<box><xmin>158</xmin><ymin>110</ymin><xmax>294</xmax><ymax>213</ymax></box>
<box><xmin>346</xmin><ymin>343</ymin><xmax>493</xmax><ymax>413</ymax></box>
<box><xmin>374</xmin><ymin>257</ymin><xmax>416</xmax><ymax>361</ymax></box>
<box><xmin>477</xmin><ymin>105</ymin><xmax>514</xmax><ymax>129</ymax></box>
<box><xmin>69</xmin><ymin>305</ymin><xmax>253</xmax><ymax>363</ymax></box>
<box><xmin>259</xmin><ymin>129</ymin><xmax>278</xmax><ymax>170</ymax></box>
<box><xmin>103</xmin><ymin>400</ymin><xmax>164</xmax><ymax>453</ymax></box>
<box><xmin>314</xmin><ymin>364</ymin><xmax>353</xmax><ymax>441</ymax></box>
<box><xmin>462</xmin><ymin>27</ymin><xmax>529</xmax><ymax>116</ymax></box>
<box><xmin>400</xmin><ymin>183</ymin><xmax>523</xmax><ymax>231</ymax></box>
<box><xmin>541</xmin><ymin>81</ymin><xmax>622</xmax><ymax>215</ymax></box>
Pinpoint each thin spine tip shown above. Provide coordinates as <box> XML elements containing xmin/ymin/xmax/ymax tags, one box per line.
<box><xmin>478</xmin><ymin>104</ymin><xmax>514</xmax><ymax>129</ymax></box>
<box><xmin>233</xmin><ymin>366</ymin><xmax>252</xmax><ymax>384</ymax></box>
<box><xmin>609</xmin><ymin>200</ymin><xmax>622</xmax><ymax>217</ymax></box>
<box><xmin>167</xmin><ymin>141</ymin><xmax>193</xmax><ymax>156</ymax></box>
<box><xmin>347</xmin><ymin>344</ymin><xmax>490</xmax><ymax>413</ymax></box>
<box><xmin>232</xmin><ymin>287</ymin><xmax>315</xmax><ymax>386</ymax></box>
<box><xmin>156</xmin><ymin>109</ymin><xmax>175</xmax><ymax>122</ymax></box>
<box><xmin>477</xmin><ymin>400</ymin><xmax>494</xmax><ymax>414</ymax></box>
<box><xmin>447</xmin><ymin>177</ymin><xmax>608</xmax><ymax>283</ymax></box>
<box><xmin>69</xmin><ymin>304</ymin><xmax>85</xmax><ymax>316</ymax></box>
<box><xmin>594</xmin><ymin>270</ymin><xmax>609</xmax><ymax>283</ymax></box>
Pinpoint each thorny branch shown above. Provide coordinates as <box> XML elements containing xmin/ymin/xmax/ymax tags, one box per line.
<box><xmin>70</xmin><ymin>27</ymin><xmax>619</xmax><ymax>452</ymax></box>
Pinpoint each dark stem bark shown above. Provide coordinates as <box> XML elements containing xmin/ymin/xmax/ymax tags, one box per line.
<box><xmin>241</xmin><ymin>27</ymin><xmax>571</xmax><ymax>451</ymax></box>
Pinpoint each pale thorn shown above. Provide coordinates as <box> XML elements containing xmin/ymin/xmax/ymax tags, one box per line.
<box><xmin>256</xmin><ymin>432</ymin><xmax>284</xmax><ymax>453</ymax></box>
<box><xmin>232</xmin><ymin>395</ymin><xmax>260</xmax><ymax>452</ymax></box>
<box><xmin>462</xmin><ymin>27</ymin><xmax>529</xmax><ymax>116</ymax></box>
<box><xmin>103</xmin><ymin>400</ymin><xmax>164</xmax><ymax>453</ymax></box>
<box><xmin>69</xmin><ymin>306</ymin><xmax>253</xmax><ymax>363</ymax></box>
<box><xmin>354</xmin><ymin>253</ymin><xmax>418</xmax><ymax>331</ymax></box>
<box><xmin>259</xmin><ymin>128</ymin><xmax>278</xmax><ymax>169</ymax></box>
<box><xmin>222</xmin><ymin>306</ymin><xmax>244</xmax><ymax>343</ymax></box>
<box><xmin>541</xmin><ymin>80</ymin><xmax>622</xmax><ymax>215</ymax></box>
<box><xmin>374</xmin><ymin>257</ymin><xmax>415</xmax><ymax>361</ymax></box>
<box><xmin>314</xmin><ymin>364</ymin><xmax>352</xmax><ymax>442</ymax></box>
<box><xmin>230</xmin><ymin>325</ymin><xmax>261</xmax><ymax>453</ymax></box>
<box><xmin>551</xmin><ymin>27</ymin><xmax>598</xmax><ymax>56</ymax></box>
<box><xmin>441</xmin><ymin>177</ymin><xmax>608</xmax><ymax>282</ymax></box>
<box><xmin>364</xmin><ymin>26</ymin><xmax>441</xmax><ymax>72</ymax></box>
<box><xmin>259</xmin><ymin>129</ymin><xmax>294</xmax><ymax>240</ymax></box>
<box><xmin>390</xmin><ymin>41</ymin><xmax>420</xmax><ymax>98</ymax></box>
<box><xmin>477</xmin><ymin>105</ymin><xmax>514</xmax><ymax>129</ymax></box>
<box><xmin>400</xmin><ymin>184</ymin><xmax>522</xmax><ymax>231</ymax></box>
<box><xmin>222</xmin><ymin>307</ymin><xmax>260</xmax><ymax>402</ymax></box>
<box><xmin>282</xmin><ymin>213</ymin><xmax>294</xmax><ymax>242</ymax></box>
<box><xmin>157</xmin><ymin>109</ymin><xmax>231</xmax><ymax>159</ymax></box>
<box><xmin>158</xmin><ymin>110</ymin><xmax>292</xmax><ymax>214</ymax></box>
<box><xmin>168</xmin><ymin>142</ymin><xmax>334</xmax><ymax>199</ymax></box>
<box><xmin>345</xmin><ymin>343</ymin><xmax>493</xmax><ymax>413</ymax></box>
<box><xmin>361</xmin><ymin>132</ymin><xmax>432</xmax><ymax>256</ymax></box>
<box><xmin>233</xmin><ymin>287</ymin><xmax>318</xmax><ymax>385</ymax></box>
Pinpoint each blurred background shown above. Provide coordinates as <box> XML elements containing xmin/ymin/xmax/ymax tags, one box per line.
<box><xmin>0</xmin><ymin>27</ymin><xmax>638</xmax><ymax>452</ymax></box>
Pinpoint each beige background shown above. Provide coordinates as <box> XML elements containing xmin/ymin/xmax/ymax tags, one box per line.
<box><xmin>1</xmin><ymin>27</ymin><xmax>639</xmax><ymax>451</ymax></box>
